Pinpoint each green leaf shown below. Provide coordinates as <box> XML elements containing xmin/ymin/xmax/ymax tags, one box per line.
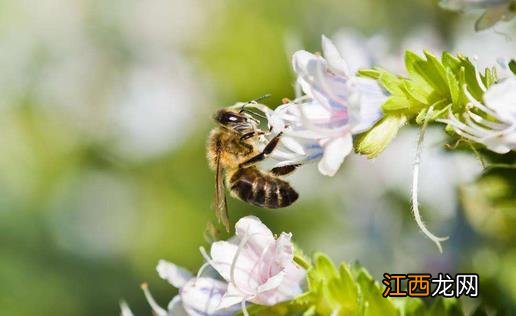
<box><xmin>483</xmin><ymin>67</ymin><xmax>497</xmax><ymax>88</ymax></box>
<box><xmin>426</xmin><ymin>297</ymin><xmax>464</xmax><ymax>316</ymax></box>
<box><xmin>357</xmin><ymin>68</ymin><xmax>382</xmax><ymax>80</ymax></box>
<box><xmin>391</xmin><ymin>297</ymin><xmax>425</xmax><ymax>315</ymax></box>
<box><xmin>441</xmin><ymin>52</ymin><xmax>461</xmax><ymax>72</ymax></box>
<box><xmin>382</xmin><ymin>96</ymin><xmax>411</xmax><ymax>112</ymax></box>
<box><xmin>355</xmin><ymin>268</ymin><xmax>397</xmax><ymax>316</ymax></box>
<box><xmin>424</xmin><ymin>51</ymin><xmax>448</xmax><ymax>92</ymax></box>
<box><xmin>309</xmin><ymin>253</ymin><xmax>338</xmax><ymax>286</ymax></box>
<box><xmin>378</xmin><ymin>71</ymin><xmax>405</xmax><ymax>95</ymax></box>
<box><xmin>446</xmin><ymin>68</ymin><xmax>460</xmax><ymax>106</ymax></box>
<box><xmin>357</xmin><ymin>50</ymin><xmax>499</xmax><ymax>158</ymax></box>
<box><xmin>459</xmin><ymin>55</ymin><xmax>484</xmax><ymax>101</ymax></box>
<box><xmin>400</xmin><ymin>81</ymin><xmax>431</xmax><ymax>106</ymax></box>
<box><xmin>326</xmin><ymin>263</ymin><xmax>359</xmax><ymax>314</ymax></box>
<box><xmin>404</xmin><ymin>51</ymin><xmax>447</xmax><ymax>96</ymax></box>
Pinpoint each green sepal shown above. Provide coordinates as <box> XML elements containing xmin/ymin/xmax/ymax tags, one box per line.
<box><xmin>355</xmin><ymin>115</ymin><xmax>407</xmax><ymax>159</ymax></box>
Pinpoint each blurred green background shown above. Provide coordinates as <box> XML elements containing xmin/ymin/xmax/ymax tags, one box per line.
<box><xmin>0</xmin><ymin>0</ymin><xmax>514</xmax><ymax>315</ymax></box>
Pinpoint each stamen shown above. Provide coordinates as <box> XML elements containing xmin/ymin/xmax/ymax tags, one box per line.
<box><xmin>438</xmin><ymin>118</ymin><xmax>484</xmax><ymax>143</ymax></box>
<box><xmin>119</xmin><ymin>301</ymin><xmax>134</xmax><ymax>316</ymax></box>
<box><xmin>199</xmin><ymin>246</ymin><xmax>215</xmax><ymax>268</ymax></box>
<box><xmin>241</xmin><ymin>300</ymin><xmax>250</xmax><ymax>316</ymax></box>
<box><xmin>230</xmin><ymin>231</ymin><xmax>253</xmax><ymax>295</ymax></box>
<box><xmin>196</xmin><ymin>262</ymin><xmax>211</xmax><ymax>280</ymax></box>
<box><xmin>467</xmin><ymin>111</ymin><xmax>507</xmax><ymax>130</ymax></box>
<box><xmin>464</xmin><ymin>112</ymin><xmax>507</xmax><ymax>137</ymax></box>
<box><xmin>140</xmin><ymin>283</ymin><xmax>167</xmax><ymax>316</ymax></box>
<box><xmin>472</xmin><ymin>56</ymin><xmax>487</xmax><ymax>93</ymax></box>
<box><xmin>412</xmin><ymin>108</ymin><xmax>449</xmax><ymax>253</ymax></box>
<box><xmin>438</xmin><ymin>112</ymin><xmax>485</xmax><ymax>138</ymax></box>
<box><xmin>248</xmin><ymin>243</ymin><xmax>272</xmax><ymax>289</ymax></box>
<box><xmin>463</xmin><ymin>85</ymin><xmax>499</xmax><ymax>118</ymax></box>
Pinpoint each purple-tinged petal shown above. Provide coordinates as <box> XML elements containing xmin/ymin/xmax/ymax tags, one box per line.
<box><xmin>157</xmin><ymin>260</ymin><xmax>194</xmax><ymax>288</ymax></box>
<box><xmin>181</xmin><ymin>277</ymin><xmax>238</xmax><ymax>316</ymax></box>
<box><xmin>321</xmin><ymin>35</ymin><xmax>350</xmax><ymax>76</ymax></box>
<box><xmin>318</xmin><ymin>135</ymin><xmax>353</xmax><ymax>176</ymax></box>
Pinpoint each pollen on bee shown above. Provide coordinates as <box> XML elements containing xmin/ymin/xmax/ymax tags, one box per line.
<box><xmin>282</xmin><ymin>98</ymin><xmax>291</xmax><ymax>104</ymax></box>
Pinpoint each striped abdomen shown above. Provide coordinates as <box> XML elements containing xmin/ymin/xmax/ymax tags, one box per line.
<box><xmin>229</xmin><ymin>167</ymin><xmax>298</xmax><ymax>209</ymax></box>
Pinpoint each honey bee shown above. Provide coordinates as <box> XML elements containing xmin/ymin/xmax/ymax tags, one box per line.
<box><xmin>207</xmin><ymin>102</ymin><xmax>299</xmax><ymax>231</ymax></box>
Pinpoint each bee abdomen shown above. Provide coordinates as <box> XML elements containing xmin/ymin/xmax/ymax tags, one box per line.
<box><xmin>230</xmin><ymin>167</ymin><xmax>298</xmax><ymax>209</ymax></box>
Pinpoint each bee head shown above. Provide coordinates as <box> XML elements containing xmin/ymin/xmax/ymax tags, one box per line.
<box><xmin>214</xmin><ymin>109</ymin><xmax>257</xmax><ymax>133</ymax></box>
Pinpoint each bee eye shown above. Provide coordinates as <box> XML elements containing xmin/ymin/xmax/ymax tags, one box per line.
<box><xmin>218</xmin><ymin>111</ymin><xmax>244</xmax><ymax>125</ymax></box>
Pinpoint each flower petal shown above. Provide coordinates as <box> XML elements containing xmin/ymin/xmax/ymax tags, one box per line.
<box><xmin>256</xmin><ymin>271</ymin><xmax>285</xmax><ymax>295</ymax></box>
<box><xmin>156</xmin><ymin>260</ymin><xmax>193</xmax><ymax>288</ymax></box>
<box><xmin>217</xmin><ymin>283</ymin><xmax>248</xmax><ymax>310</ymax></box>
<box><xmin>274</xmin><ymin>232</ymin><xmax>295</xmax><ymax>267</ymax></box>
<box><xmin>181</xmin><ymin>277</ymin><xmax>238</xmax><ymax>316</ymax></box>
<box><xmin>167</xmin><ymin>296</ymin><xmax>189</xmax><ymax>316</ymax></box>
<box><xmin>255</xmin><ymin>262</ymin><xmax>305</xmax><ymax>306</ymax></box>
<box><xmin>292</xmin><ymin>51</ymin><xmax>320</xmax><ymax>96</ymax></box>
<box><xmin>321</xmin><ymin>35</ymin><xmax>350</xmax><ymax>76</ymax></box>
<box><xmin>280</xmin><ymin>136</ymin><xmax>306</xmax><ymax>155</ymax></box>
<box><xmin>210</xmin><ymin>240</ymin><xmax>262</xmax><ymax>292</ymax></box>
<box><xmin>350</xmin><ymin>77</ymin><xmax>386</xmax><ymax>133</ymax></box>
<box><xmin>318</xmin><ymin>135</ymin><xmax>353</xmax><ymax>176</ymax></box>
<box><xmin>484</xmin><ymin>76</ymin><xmax>516</xmax><ymax>122</ymax></box>
<box><xmin>235</xmin><ymin>216</ymin><xmax>275</xmax><ymax>253</ymax></box>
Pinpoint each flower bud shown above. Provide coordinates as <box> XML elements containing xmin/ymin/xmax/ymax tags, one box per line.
<box><xmin>355</xmin><ymin>115</ymin><xmax>407</xmax><ymax>158</ymax></box>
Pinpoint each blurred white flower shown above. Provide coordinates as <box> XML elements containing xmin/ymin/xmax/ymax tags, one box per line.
<box><xmin>202</xmin><ymin>216</ymin><xmax>305</xmax><ymax>312</ymax></box>
<box><xmin>332</xmin><ymin>27</ymin><xmax>445</xmax><ymax>75</ymax></box>
<box><xmin>440</xmin><ymin>0</ymin><xmax>515</xmax><ymax>30</ymax></box>
<box><xmin>440</xmin><ymin>0</ymin><xmax>510</xmax><ymax>11</ymax></box>
<box><xmin>141</xmin><ymin>260</ymin><xmax>239</xmax><ymax>316</ymax></box>
<box><xmin>254</xmin><ymin>36</ymin><xmax>387</xmax><ymax>176</ymax></box>
<box><xmin>112</xmin><ymin>58</ymin><xmax>208</xmax><ymax>160</ymax></box>
<box><xmin>452</xmin><ymin>21</ymin><xmax>516</xmax><ymax>72</ymax></box>
<box><xmin>440</xmin><ymin>76</ymin><xmax>516</xmax><ymax>153</ymax></box>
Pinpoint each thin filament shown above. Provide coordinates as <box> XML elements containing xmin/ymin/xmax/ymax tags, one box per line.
<box><xmin>141</xmin><ymin>283</ymin><xmax>167</xmax><ymax>316</ymax></box>
<box><xmin>412</xmin><ymin>108</ymin><xmax>449</xmax><ymax>253</ymax></box>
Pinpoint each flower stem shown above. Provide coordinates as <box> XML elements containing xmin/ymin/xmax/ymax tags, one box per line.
<box><xmin>412</xmin><ymin>108</ymin><xmax>449</xmax><ymax>253</ymax></box>
<box><xmin>293</xmin><ymin>254</ymin><xmax>312</xmax><ymax>270</ymax></box>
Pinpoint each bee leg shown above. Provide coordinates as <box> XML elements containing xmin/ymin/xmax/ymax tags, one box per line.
<box><xmin>239</xmin><ymin>132</ymin><xmax>282</xmax><ymax>168</ymax></box>
<box><xmin>240</xmin><ymin>130</ymin><xmax>264</xmax><ymax>141</ymax></box>
<box><xmin>270</xmin><ymin>164</ymin><xmax>301</xmax><ymax>176</ymax></box>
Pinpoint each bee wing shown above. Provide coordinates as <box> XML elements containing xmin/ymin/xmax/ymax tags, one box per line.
<box><xmin>214</xmin><ymin>145</ymin><xmax>230</xmax><ymax>231</ymax></box>
<box><xmin>475</xmin><ymin>3</ymin><xmax>513</xmax><ymax>31</ymax></box>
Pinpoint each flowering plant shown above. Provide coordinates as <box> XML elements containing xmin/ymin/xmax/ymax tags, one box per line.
<box><xmin>121</xmin><ymin>13</ymin><xmax>516</xmax><ymax>315</ymax></box>
<box><xmin>122</xmin><ymin>216</ymin><xmax>464</xmax><ymax>316</ymax></box>
<box><xmin>252</xmin><ymin>36</ymin><xmax>387</xmax><ymax>176</ymax></box>
<box><xmin>247</xmin><ymin>36</ymin><xmax>516</xmax><ymax>252</ymax></box>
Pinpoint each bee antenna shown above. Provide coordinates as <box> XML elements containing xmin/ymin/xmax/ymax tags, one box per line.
<box><xmin>252</xmin><ymin>93</ymin><xmax>272</xmax><ymax>103</ymax></box>
<box><xmin>240</xmin><ymin>93</ymin><xmax>271</xmax><ymax>113</ymax></box>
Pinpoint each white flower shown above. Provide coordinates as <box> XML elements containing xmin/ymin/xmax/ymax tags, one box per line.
<box><xmin>439</xmin><ymin>76</ymin><xmax>516</xmax><ymax>153</ymax></box>
<box><xmin>141</xmin><ymin>260</ymin><xmax>239</xmax><ymax>316</ymax></box>
<box><xmin>254</xmin><ymin>35</ymin><xmax>387</xmax><ymax>176</ymax></box>
<box><xmin>201</xmin><ymin>216</ymin><xmax>305</xmax><ymax>311</ymax></box>
<box><xmin>439</xmin><ymin>0</ymin><xmax>510</xmax><ymax>11</ymax></box>
<box><xmin>439</xmin><ymin>0</ymin><xmax>515</xmax><ymax>31</ymax></box>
